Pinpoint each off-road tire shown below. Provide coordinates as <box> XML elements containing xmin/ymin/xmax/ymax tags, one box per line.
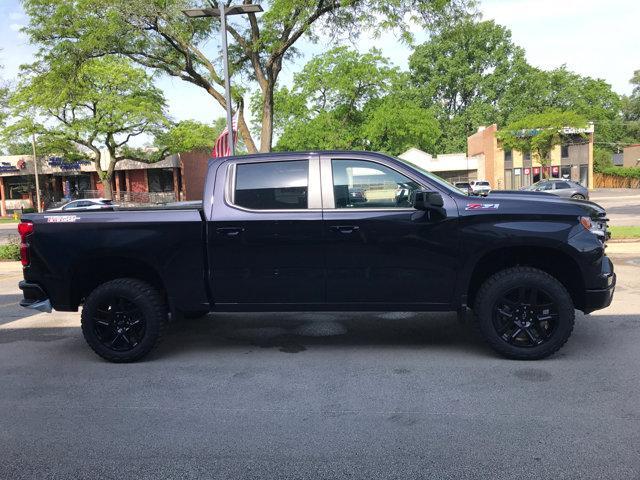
<box><xmin>81</xmin><ymin>278</ymin><xmax>167</xmax><ymax>363</ymax></box>
<box><xmin>474</xmin><ymin>267</ymin><xmax>575</xmax><ymax>360</ymax></box>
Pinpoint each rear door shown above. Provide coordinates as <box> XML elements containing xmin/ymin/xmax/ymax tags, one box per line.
<box><xmin>320</xmin><ymin>153</ymin><xmax>460</xmax><ymax>307</ymax></box>
<box><xmin>207</xmin><ymin>155</ymin><xmax>325</xmax><ymax>307</ymax></box>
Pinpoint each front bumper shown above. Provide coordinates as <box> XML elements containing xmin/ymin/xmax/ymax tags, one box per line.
<box><xmin>19</xmin><ymin>281</ymin><xmax>52</xmax><ymax>313</ymax></box>
<box><xmin>583</xmin><ymin>256</ymin><xmax>616</xmax><ymax>314</ymax></box>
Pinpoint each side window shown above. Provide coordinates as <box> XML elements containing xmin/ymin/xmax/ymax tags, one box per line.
<box><xmin>555</xmin><ymin>182</ymin><xmax>571</xmax><ymax>190</ymax></box>
<box><xmin>62</xmin><ymin>201</ymin><xmax>78</xmax><ymax>210</ymax></box>
<box><xmin>331</xmin><ymin>159</ymin><xmax>420</xmax><ymax>209</ymax></box>
<box><xmin>537</xmin><ymin>181</ymin><xmax>552</xmax><ymax>191</ymax></box>
<box><xmin>234</xmin><ymin>160</ymin><xmax>308</xmax><ymax>210</ymax></box>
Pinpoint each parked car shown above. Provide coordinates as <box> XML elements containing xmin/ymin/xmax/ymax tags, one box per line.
<box><xmin>469</xmin><ymin>180</ymin><xmax>491</xmax><ymax>196</ymax></box>
<box><xmin>349</xmin><ymin>188</ymin><xmax>368</xmax><ymax>203</ymax></box>
<box><xmin>454</xmin><ymin>182</ymin><xmax>472</xmax><ymax>195</ymax></box>
<box><xmin>47</xmin><ymin>198</ymin><xmax>114</xmax><ymax>212</ymax></box>
<box><xmin>522</xmin><ymin>180</ymin><xmax>589</xmax><ymax>200</ymax></box>
<box><xmin>19</xmin><ymin>151</ymin><xmax>614</xmax><ymax>362</ymax></box>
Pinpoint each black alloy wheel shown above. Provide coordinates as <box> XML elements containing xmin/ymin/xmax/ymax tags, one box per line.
<box><xmin>492</xmin><ymin>286</ymin><xmax>558</xmax><ymax>348</ymax></box>
<box><xmin>81</xmin><ymin>278</ymin><xmax>167</xmax><ymax>362</ymax></box>
<box><xmin>474</xmin><ymin>267</ymin><xmax>575</xmax><ymax>360</ymax></box>
<box><xmin>572</xmin><ymin>194</ymin><xmax>585</xmax><ymax>200</ymax></box>
<box><xmin>93</xmin><ymin>296</ymin><xmax>146</xmax><ymax>352</ymax></box>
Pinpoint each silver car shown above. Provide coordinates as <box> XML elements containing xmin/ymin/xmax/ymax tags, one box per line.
<box><xmin>47</xmin><ymin>198</ymin><xmax>114</xmax><ymax>212</ymax></box>
<box><xmin>522</xmin><ymin>180</ymin><xmax>589</xmax><ymax>200</ymax></box>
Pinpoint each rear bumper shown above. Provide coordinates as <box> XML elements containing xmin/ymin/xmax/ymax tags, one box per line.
<box><xmin>19</xmin><ymin>281</ymin><xmax>52</xmax><ymax>313</ymax></box>
<box><xmin>583</xmin><ymin>256</ymin><xmax>616</xmax><ymax>314</ymax></box>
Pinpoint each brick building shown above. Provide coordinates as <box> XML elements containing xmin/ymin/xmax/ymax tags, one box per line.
<box><xmin>467</xmin><ymin>124</ymin><xmax>595</xmax><ymax>190</ymax></box>
<box><xmin>0</xmin><ymin>149</ymin><xmax>213</xmax><ymax>216</ymax></box>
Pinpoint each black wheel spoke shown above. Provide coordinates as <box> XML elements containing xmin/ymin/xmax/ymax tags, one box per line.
<box><xmin>492</xmin><ymin>285</ymin><xmax>559</xmax><ymax>349</ymax></box>
<box><xmin>92</xmin><ymin>295</ymin><xmax>146</xmax><ymax>353</ymax></box>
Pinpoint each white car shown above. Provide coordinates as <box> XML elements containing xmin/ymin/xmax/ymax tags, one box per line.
<box><xmin>469</xmin><ymin>180</ymin><xmax>491</xmax><ymax>196</ymax></box>
<box><xmin>47</xmin><ymin>198</ymin><xmax>114</xmax><ymax>212</ymax></box>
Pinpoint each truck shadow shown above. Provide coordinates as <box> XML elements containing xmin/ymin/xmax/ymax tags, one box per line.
<box><xmin>162</xmin><ymin>311</ymin><xmax>497</xmax><ymax>359</ymax></box>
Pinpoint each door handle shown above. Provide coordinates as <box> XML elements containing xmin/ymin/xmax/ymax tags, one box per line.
<box><xmin>330</xmin><ymin>225</ymin><xmax>360</xmax><ymax>234</ymax></box>
<box><xmin>216</xmin><ymin>227</ymin><xmax>244</xmax><ymax>238</ymax></box>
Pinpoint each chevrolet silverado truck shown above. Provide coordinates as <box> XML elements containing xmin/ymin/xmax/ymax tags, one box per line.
<box><xmin>18</xmin><ymin>151</ymin><xmax>615</xmax><ymax>362</ymax></box>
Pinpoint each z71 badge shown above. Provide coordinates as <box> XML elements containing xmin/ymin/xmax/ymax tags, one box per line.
<box><xmin>45</xmin><ymin>215</ymin><xmax>79</xmax><ymax>223</ymax></box>
<box><xmin>465</xmin><ymin>203</ymin><xmax>500</xmax><ymax>211</ymax></box>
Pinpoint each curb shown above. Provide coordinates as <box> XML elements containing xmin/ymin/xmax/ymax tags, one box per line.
<box><xmin>607</xmin><ymin>241</ymin><xmax>640</xmax><ymax>255</ymax></box>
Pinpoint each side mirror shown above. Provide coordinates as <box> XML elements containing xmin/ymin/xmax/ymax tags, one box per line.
<box><xmin>412</xmin><ymin>189</ymin><xmax>444</xmax><ymax>211</ymax></box>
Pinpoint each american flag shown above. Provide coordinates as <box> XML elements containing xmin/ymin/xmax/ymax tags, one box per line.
<box><xmin>212</xmin><ymin>113</ymin><xmax>239</xmax><ymax>158</ymax></box>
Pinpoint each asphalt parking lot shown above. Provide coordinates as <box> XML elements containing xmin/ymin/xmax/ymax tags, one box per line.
<box><xmin>0</xmin><ymin>255</ymin><xmax>639</xmax><ymax>480</ymax></box>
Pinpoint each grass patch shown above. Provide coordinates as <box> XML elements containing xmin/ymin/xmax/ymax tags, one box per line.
<box><xmin>0</xmin><ymin>218</ymin><xmax>18</xmax><ymax>224</ymax></box>
<box><xmin>609</xmin><ymin>226</ymin><xmax>640</xmax><ymax>240</ymax></box>
<box><xmin>0</xmin><ymin>243</ymin><xmax>20</xmax><ymax>261</ymax></box>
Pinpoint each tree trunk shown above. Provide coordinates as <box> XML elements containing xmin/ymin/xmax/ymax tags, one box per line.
<box><xmin>259</xmin><ymin>82</ymin><xmax>275</xmax><ymax>153</ymax></box>
<box><xmin>101</xmin><ymin>175</ymin><xmax>113</xmax><ymax>200</ymax></box>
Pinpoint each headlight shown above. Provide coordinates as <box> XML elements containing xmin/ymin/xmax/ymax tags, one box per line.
<box><xmin>580</xmin><ymin>216</ymin><xmax>606</xmax><ymax>239</ymax></box>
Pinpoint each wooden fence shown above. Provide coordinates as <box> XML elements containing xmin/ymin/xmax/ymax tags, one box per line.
<box><xmin>594</xmin><ymin>173</ymin><xmax>640</xmax><ymax>189</ymax></box>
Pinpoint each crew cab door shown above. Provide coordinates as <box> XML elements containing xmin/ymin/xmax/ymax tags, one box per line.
<box><xmin>320</xmin><ymin>153</ymin><xmax>459</xmax><ymax>307</ymax></box>
<box><xmin>207</xmin><ymin>155</ymin><xmax>324</xmax><ymax>306</ymax></box>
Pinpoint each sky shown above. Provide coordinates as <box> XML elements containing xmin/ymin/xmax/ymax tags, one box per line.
<box><xmin>1</xmin><ymin>0</ymin><xmax>639</xmax><ymax>127</ymax></box>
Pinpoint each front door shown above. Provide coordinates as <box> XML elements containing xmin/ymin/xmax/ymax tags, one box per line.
<box><xmin>321</xmin><ymin>154</ymin><xmax>459</xmax><ymax>307</ymax></box>
<box><xmin>208</xmin><ymin>155</ymin><xmax>325</xmax><ymax>306</ymax></box>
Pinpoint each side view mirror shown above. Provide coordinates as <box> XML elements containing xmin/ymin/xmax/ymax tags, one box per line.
<box><xmin>412</xmin><ymin>189</ymin><xmax>444</xmax><ymax>211</ymax></box>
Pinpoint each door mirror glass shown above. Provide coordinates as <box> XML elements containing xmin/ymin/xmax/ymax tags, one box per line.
<box><xmin>412</xmin><ymin>189</ymin><xmax>444</xmax><ymax>210</ymax></box>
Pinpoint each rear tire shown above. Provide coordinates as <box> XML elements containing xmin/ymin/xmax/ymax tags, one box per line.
<box><xmin>571</xmin><ymin>194</ymin><xmax>585</xmax><ymax>200</ymax></box>
<box><xmin>81</xmin><ymin>278</ymin><xmax>167</xmax><ymax>363</ymax></box>
<box><xmin>474</xmin><ymin>267</ymin><xmax>574</xmax><ymax>360</ymax></box>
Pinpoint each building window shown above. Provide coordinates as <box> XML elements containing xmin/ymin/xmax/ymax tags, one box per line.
<box><xmin>147</xmin><ymin>168</ymin><xmax>175</xmax><ymax>193</ymax></box>
<box><xmin>560</xmin><ymin>166</ymin><xmax>571</xmax><ymax>180</ymax></box>
<box><xmin>504</xmin><ymin>149</ymin><xmax>512</xmax><ymax>162</ymax></box>
<box><xmin>235</xmin><ymin>160</ymin><xmax>308</xmax><ymax>210</ymax></box>
<box><xmin>561</xmin><ymin>144</ymin><xmax>569</xmax><ymax>158</ymax></box>
<box><xmin>4</xmin><ymin>176</ymin><xmax>33</xmax><ymax>200</ymax></box>
<box><xmin>523</xmin><ymin>150</ymin><xmax>531</xmax><ymax>161</ymax></box>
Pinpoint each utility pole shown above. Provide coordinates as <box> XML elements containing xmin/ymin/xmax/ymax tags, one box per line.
<box><xmin>219</xmin><ymin>2</ymin><xmax>235</xmax><ymax>156</ymax></box>
<box><xmin>31</xmin><ymin>132</ymin><xmax>42</xmax><ymax>213</ymax></box>
<box><xmin>182</xmin><ymin>3</ymin><xmax>263</xmax><ymax>157</ymax></box>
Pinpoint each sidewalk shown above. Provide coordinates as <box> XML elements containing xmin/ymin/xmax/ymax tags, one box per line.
<box><xmin>607</xmin><ymin>240</ymin><xmax>640</xmax><ymax>255</ymax></box>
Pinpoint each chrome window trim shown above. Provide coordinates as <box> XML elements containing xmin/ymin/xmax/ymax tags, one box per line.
<box><xmin>319</xmin><ymin>154</ymin><xmax>426</xmax><ymax>211</ymax></box>
<box><xmin>223</xmin><ymin>156</ymin><xmax>322</xmax><ymax>214</ymax></box>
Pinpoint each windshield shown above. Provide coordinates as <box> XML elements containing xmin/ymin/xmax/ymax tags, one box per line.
<box><xmin>476</xmin><ymin>181</ymin><xmax>489</xmax><ymax>186</ymax></box>
<box><xmin>394</xmin><ymin>157</ymin><xmax>461</xmax><ymax>195</ymax></box>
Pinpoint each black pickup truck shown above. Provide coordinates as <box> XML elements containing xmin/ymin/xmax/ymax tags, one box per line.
<box><xmin>18</xmin><ymin>151</ymin><xmax>615</xmax><ymax>362</ymax></box>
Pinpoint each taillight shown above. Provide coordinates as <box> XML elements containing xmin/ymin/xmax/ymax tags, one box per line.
<box><xmin>18</xmin><ymin>221</ymin><xmax>34</xmax><ymax>266</ymax></box>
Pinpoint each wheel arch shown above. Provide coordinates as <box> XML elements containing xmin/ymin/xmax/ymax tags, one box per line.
<box><xmin>70</xmin><ymin>256</ymin><xmax>167</xmax><ymax>309</ymax></box>
<box><xmin>465</xmin><ymin>245</ymin><xmax>586</xmax><ymax>311</ymax></box>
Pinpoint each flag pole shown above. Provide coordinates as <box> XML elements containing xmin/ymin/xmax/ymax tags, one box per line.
<box><xmin>219</xmin><ymin>1</ymin><xmax>235</xmax><ymax>157</ymax></box>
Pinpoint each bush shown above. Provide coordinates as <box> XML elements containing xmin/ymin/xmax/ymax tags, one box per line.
<box><xmin>0</xmin><ymin>243</ymin><xmax>20</xmax><ymax>261</ymax></box>
<box><xmin>598</xmin><ymin>166</ymin><xmax>640</xmax><ymax>179</ymax></box>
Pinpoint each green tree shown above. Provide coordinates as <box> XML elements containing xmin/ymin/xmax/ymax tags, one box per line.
<box><xmin>499</xmin><ymin>66</ymin><xmax>624</xmax><ymax>151</ymax></box>
<box><xmin>7</xmin><ymin>57</ymin><xmax>170</xmax><ymax>199</ymax></box>
<box><xmin>21</xmin><ymin>0</ymin><xmax>474</xmax><ymax>153</ymax></box>
<box><xmin>621</xmin><ymin>70</ymin><xmax>640</xmax><ymax>142</ymax></box>
<box><xmin>497</xmin><ymin>109</ymin><xmax>588</xmax><ymax>177</ymax></box>
<box><xmin>409</xmin><ymin>19</ymin><xmax>526</xmax><ymax>152</ymax></box>
<box><xmin>270</xmin><ymin>47</ymin><xmax>440</xmax><ymax>154</ymax></box>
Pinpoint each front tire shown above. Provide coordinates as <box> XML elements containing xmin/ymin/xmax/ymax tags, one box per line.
<box><xmin>571</xmin><ymin>194</ymin><xmax>585</xmax><ymax>200</ymax></box>
<box><xmin>474</xmin><ymin>267</ymin><xmax>575</xmax><ymax>360</ymax></box>
<box><xmin>81</xmin><ymin>278</ymin><xmax>167</xmax><ymax>363</ymax></box>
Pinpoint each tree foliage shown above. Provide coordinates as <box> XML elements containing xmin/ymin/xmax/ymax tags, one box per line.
<box><xmin>269</xmin><ymin>47</ymin><xmax>440</xmax><ymax>155</ymax></box>
<box><xmin>496</xmin><ymin>109</ymin><xmax>588</xmax><ymax>170</ymax></box>
<box><xmin>410</xmin><ymin>19</ymin><xmax>525</xmax><ymax>151</ymax></box>
<box><xmin>7</xmin><ymin>56</ymin><xmax>169</xmax><ymax>198</ymax></box>
<box><xmin>21</xmin><ymin>0</ymin><xmax>474</xmax><ymax>153</ymax></box>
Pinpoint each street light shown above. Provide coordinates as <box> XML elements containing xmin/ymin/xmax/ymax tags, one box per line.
<box><xmin>182</xmin><ymin>3</ymin><xmax>264</xmax><ymax>156</ymax></box>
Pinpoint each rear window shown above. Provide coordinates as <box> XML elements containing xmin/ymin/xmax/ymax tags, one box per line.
<box><xmin>234</xmin><ymin>160</ymin><xmax>308</xmax><ymax>210</ymax></box>
<box><xmin>476</xmin><ymin>182</ymin><xmax>490</xmax><ymax>186</ymax></box>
